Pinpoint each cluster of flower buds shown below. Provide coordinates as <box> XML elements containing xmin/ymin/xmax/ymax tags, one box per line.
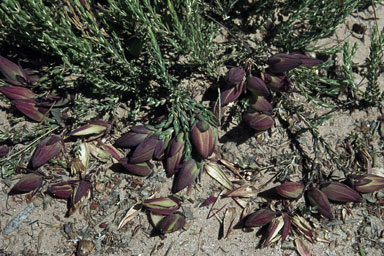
<box><xmin>114</xmin><ymin>117</ymin><xmax>216</xmax><ymax>194</ymax></box>
<box><xmin>0</xmin><ymin>56</ymin><xmax>69</xmax><ymax>122</ymax></box>
<box><xmin>215</xmin><ymin>53</ymin><xmax>323</xmax><ymax>135</ymax></box>
<box><xmin>255</xmin><ymin>173</ymin><xmax>384</xmax><ymax>241</ymax></box>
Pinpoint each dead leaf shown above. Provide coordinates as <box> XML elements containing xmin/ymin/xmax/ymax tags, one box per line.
<box><xmin>118</xmin><ymin>203</ymin><xmax>142</xmax><ymax>230</ymax></box>
<box><xmin>295</xmin><ymin>237</ymin><xmax>311</xmax><ymax>256</ymax></box>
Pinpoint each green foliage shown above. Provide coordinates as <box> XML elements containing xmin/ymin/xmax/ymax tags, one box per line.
<box><xmin>364</xmin><ymin>24</ymin><xmax>384</xmax><ymax>106</ymax></box>
<box><xmin>0</xmin><ymin>0</ymin><xmax>216</xmax><ymax>99</ymax></box>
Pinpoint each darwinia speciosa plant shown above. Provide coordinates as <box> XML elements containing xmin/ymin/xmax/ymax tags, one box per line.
<box><xmin>1</xmin><ymin>0</ymin><xmax>384</xmax><ymax>253</ymax></box>
<box><xmin>3</xmin><ymin>50</ymin><xmax>384</xmax><ymax>247</ymax></box>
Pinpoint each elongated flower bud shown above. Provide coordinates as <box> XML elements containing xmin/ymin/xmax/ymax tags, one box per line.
<box><xmin>226</xmin><ymin>67</ymin><xmax>245</xmax><ymax>85</ymax></box>
<box><xmin>31</xmin><ymin>135</ymin><xmax>63</xmax><ymax>169</ymax></box>
<box><xmin>165</xmin><ymin>133</ymin><xmax>185</xmax><ymax>177</ymax></box>
<box><xmin>70</xmin><ymin>120</ymin><xmax>109</xmax><ymax>136</ymax></box>
<box><xmin>114</xmin><ymin>125</ymin><xmax>151</xmax><ymax>148</ymax></box>
<box><xmin>0</xmin><ymin>86</ymin><xmax>35</xmax><ymax>100</ymax></box>
<box><xmin>220</xmin><ymin>83</ymin><xmax>244</xmax><ymax>106</ymax></box>
<box><xmin>320</xmin><ymin>182</ymin><xmax>362</xmax><ymax>202</ymax></box>
<box><xmin>350</xmin><ymin>174</ymin><xmax>384</xmax><ymax>193</ymax></box>
<box><xmin>48</xmin><ymin>181</ymin><xmax>73</xmax><ymax>199</ymax></box>
<box><xmin>247</xmin><ymin>76</ymin><xmax>270</xmax><ymax>97</ymax></box>
<box><xmin>289</xmin><ymin>53</ymin><xmax>323</xmax><ymax>66</ymax></box>
<box><xmin>0</xmin><ymin>56</ymin><xmax>28</xmax><ymax>85</ymax></box>
<box><xmin>243</xmin><ymin>111</ymin><xmax>274</xmax><ymax>132</ymax></box>
<box><xmin>153</xmin><ymin>133</ymin><xmax>171</xmax><ymax>160</ymax></box>
<box><xmin>10</xmin><ymin>173</ymin><xmax>43</xmax><ymax>193</ymax></box>
<box><xmin>156</xmin><ymin>212</ymin><xmax>186</xmax><ymax>234</ymax></box>
<box><xmin>306</xmin><ymin>187</ymin><xmax>333</xmax><ymax>220</ymax></box>
<box><xmin>129</xmin><ymin>135</ymin><xmax>159</xmax><ymax>164</ymax></box>
<box><xmin>275</xmin><ymin>181</ymin><xmax>304</xmax><ymax>199</ymax></box>
<box><xmin>191</xmin><ymin>120</ymin><xmax>216</xmax><ymax>158</ymax></box>
<box><xmin>267</xmin><ymin>53</ymin><xmax>302</xmax><ymax>73</ymax></box>
<box><xmin>172</xmin><ymin>159</ymin><xmax>200</xmax><ymax>193</ymax></box>
<box><xmin>244</xmin><ymin>209</ymin><xmax>276</xmax><ymax>227</ymax></box>
<box><xmin>261</xmin><ymin>72</ymin><xmax>292</xmax><ymax>92</ymax></box>
<box><xmin>143</xmin><ymin>196</ymin><xmax>180</xmax><ymax>215</ymax></box>
<box><xmin>249</xmin><ymin>97</ymin><xmax>273</xmax><ymax>115</ymax></box>
<box><xmin>281</xmin><ymin>213</ymin><xmax>291</xmax><ymax>242</ymax></box>
<box><xmin>119</xmin><ymin>158</ymin><xmax>152</xmax><ymax>176</ymax></box>
<box><xmin>13</xmin><ymin>99</ymin><xmax>45</xmax><ymax>122</ymax></box>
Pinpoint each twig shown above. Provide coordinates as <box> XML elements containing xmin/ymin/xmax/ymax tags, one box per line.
<box><xmin>325</xmin><ymin>218</ymin><xmax>361</xmax><ymax>226</ymax></box>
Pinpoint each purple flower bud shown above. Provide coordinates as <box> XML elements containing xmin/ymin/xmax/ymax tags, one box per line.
<box><xmin>0</xmin><ymin>86</ymin><xmax>35</xmax><ymax>100</ymax></box>
<box><xmin>267</xmin><ymin>53</ymin><xmax>302</xmax><ymax>73</ymax></box>
<box><xmin>156</xmin><ymin>212</ymin><xmax>186</xmax><ymax>234</ymax></box>
<box><xmin>31</xmin><ymin>135</ymin><xmax>63</xmax><ymax>169</ymax></box>
<box><xmin>306</xmin><ymin>187</ymin><xmax>333</xmax><ymax>220</ymax></box>
<box><xmin>247</xmin><ymin>75</ymin><xmax>270</xmax><ymax>97</ymax></box>
<box><xmin>70</xmin><ymin>120</ymin><xmax>109</xmax><ymax>137</ymax></box>
<box><xmin>153</xmin><ymin>134</ymin><xmax>171</xmax><ymax>160</ymax></box>
<box><xmin>249</xmin><ymin>97</ymin><xmax>273</xmax><ymax>115</ymax></box>
<box><xmin>119</xmin><ymin>158</ymin><xmax>152</xmax><ymax>176</ymax></box>
<box><xmin>275</xmin><ymin>181</ymin><xmax>304</xmax><ymax>199</ymax></box>
<box><xmin>219</xmin><ymin>83</ymin><xmax>244</xmax><ymax>107</ymax></box>
<box><xmin>10</xmin><ymin>173</ymin><xmax>43</xmax><ymax>193</ymax></box>
<box><xmin>0</xmin><ymin>146</ymin><xmax>9</xmax><ymax>157</ymax></box>
<box><xmin>165</xmin><ymin>133</ymin><xmax>185</xmax><ymax>177</ymax></box>
<box><xmin>143</xmin><ymin>196</ymin><xmax>180</xmax><ymax>215</ymax></box>
<box><xmin>262</xmin><ymin>72</ymin><xmax>292</xmax><ymax>92</ymax></box>
<box><xmin>0</xmin><ymin>56</ymin><xmax>28</xmax><ymax>85</ymax></box>
<box><xmin>244</xmin><ymin>209</ymin><xmax>276</xmax><ymax>227</ymax></box>
<box><xmin>289</xmin><ymin>53</ymin><xmax>323</xmax><ymax>66</ymax></box>
<box><xmin>191</xmin><ymin>120</ymin><xmax>216</xmax><ymax>159</ymax></box>
<box><xmin>114</xmin><ymin>125</ymin><xmax>151</xmax><ymax>148</ymax></box>
<box><xmin>129</xmin><ymin>135</ymin><xmax>159</xmax><ymax>163</ymax></box>
<box><xmin>226</xmin><ymin>67</ymin><xmax>245</xmax><ymax>85</ymax></box>
<box><xmin>48</xmin><ymin>181</ymin><xmax>73</xmax><ymax>199</ymax></box>
<box><xmin>13</xmin><ymin>99</ymin><xmax>45</xmax><ymax>122</ymax></box>
<box><xmin>172</xmin><ymin>159</ymin><xmax>200</xmax><ymax>193</ymax></box>
<box><xmin>320</xmin><ymin>182</ymin><xmax>362</xmax><ymax>202</ymax></box>
<box><xmin>243</xmin><ymin>111</ymin><xmax>274</xmax><ymax>132</ymax></box>
<box><xmin>281</xmin><ymin>213</ymin><xmax>291</xmax><ymax>242</ymax></box>
<box><xmin>350</xmin><ymin>174</ymin><xmax>384</xmax><ymax>193</ymax></box>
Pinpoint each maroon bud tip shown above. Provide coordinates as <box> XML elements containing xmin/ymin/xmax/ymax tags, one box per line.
<box><xmin>321</xmin><ymin>182</ymin><xmax>363</xmax><ymax>202</ymax></box>
<box><xmin>0</xmin><ymin>86</ymin><xmax>35</xmax><ymax>100</ymax></box>
<box><xmin>156</xmin><ymin>212</ymin><xmax>186</xmax><ymax>234</ymax></box>
<box><xmin>244</xmin><ymin>209</ymin><xmax>276</xmax><ymax>227</ymax></box>
<box><xmin>243</xmin><ymin>111</ymin><xmax>274</xmax><ymax>132</ymax></box>
<box><xmin>267</xmin><ymin>53</ymin><xmax>302</xmax><ymax>73</ymax></box>
<box><xmin>31</xmin><ymin>135</ymin><xmax>63</xmax><ymax>169</ymax></box>
<box><xmin>172</xmin><ymin>159</ymin><xmax>200</xmax><ymax>193</ymax></box>
<box><xmin>306</xmin><ymin>187</ymin><xmax>333</xmax><ymax>220</ymax></box>
<box><xmin>275</xmin><ymin>181</ymin><xmax>304</xmax><ymax>199</ymax></box>
<box><xmin>13</xmin><ymin>99</ymin><xmax>45</xmax><ymax>122</ymax></box>
<box><xmin>191</xmin><ymin>120</ymin><xmax>216</xmax><ymax>159</ymax></box>
<box><xmin>10</xmin><ymin>173</ymin><xmax>43</xmax><ymax>193</ymax></box>
<box><xmin>119</xmin><ymin>158</ymin><xmax>152</xmax><ymax>176</ymax></box>
<box><xmin>226</xmin><ymin>67</ymin><xmax>245</xmax><ymax>85</ymax></box>
<box><xmin>247</xmin><ymin>76</ymin><xmax>270</xmax><ymax>97</ymax></box>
